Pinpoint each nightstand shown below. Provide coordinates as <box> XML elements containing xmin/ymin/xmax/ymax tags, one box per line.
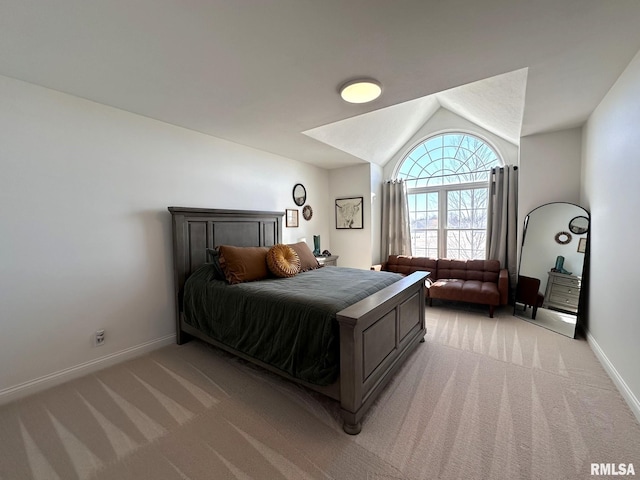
<box><xmin>316</xmin><ymin>255</ymin><xmax>339</xmax><ymax>267</ymax></box>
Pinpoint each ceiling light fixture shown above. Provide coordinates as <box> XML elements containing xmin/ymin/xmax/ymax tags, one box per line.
<box><xmin>339</xmin><ymin>79</ymin><xmax>382</xmax><ymax>104</ymax></box>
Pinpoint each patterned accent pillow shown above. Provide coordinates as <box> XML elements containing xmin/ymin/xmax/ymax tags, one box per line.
<box><xmin>267</xmin><ymin>244</ymin><xmax>301</xmax><ymax>278</ymax></box>
<box><xmin>287</xmin><ymin>241</ymin><xmax>320</xmax><ymax>271</ymax></box>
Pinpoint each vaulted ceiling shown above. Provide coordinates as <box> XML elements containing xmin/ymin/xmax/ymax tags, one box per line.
<box><xmin>303</xmin><ymin>68</ymin><xmax>528</xmax><ymax>166</ymax></box>
<box><xmin>2</xmin><ymin>1</ymin><xmax>640</xmax><ymax>169</ymax></box>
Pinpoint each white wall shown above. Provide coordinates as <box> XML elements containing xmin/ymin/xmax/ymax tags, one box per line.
<box><xmin>328</xmin><ymin>164</ymin><xmax>372</xmax><ymax>269</ymax></box>
<box><xmin>517</xmin><ymin>128</ymin><xmax>583</xmax><ymax>273</ymax></box>
<box><xmin>519</xmin><ymin>128</ymin><xmax>583</xmax><ymax>220</ymax></box>
<box><xmin>0</xmin><ymin>75</ymin><xmax>331</xmax><ymax>401</ymax></box>
<box><xmin>582</xmin><ymin>49</ymin><xmax>640</xmax><ymax>420</ymax></box>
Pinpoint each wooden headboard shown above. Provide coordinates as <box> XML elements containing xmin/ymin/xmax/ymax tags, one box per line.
<box><xmin>167</xmin><ymin>207</ymin><xmax>283</xmax><ymax>341</ymax></box>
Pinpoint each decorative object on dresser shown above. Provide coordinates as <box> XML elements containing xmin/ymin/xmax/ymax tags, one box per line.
<box><xmin>553</xmin><ymin>255</ymin><xmax>572</xmax><ymax>274</ymax></box>
<box><xmin>285</xmin><ymin>208</ymin><xmax>298</xmax><ymax>227</ymax></box>
<box><xmin>302</xmin><ymin>205</ymin><xmax>313</xmax><ymax>220</ymax></box>
<box><xmin>313</xmin><ymin>234</ymin><xmax>321</xmax><ymax>256</ymax></box>
<box><xmin>292</xmin><ymin>183</ymin><xmax>306</xmax><ymax>206</ymax></box>
<box><xmin>514</xmin><ymin>202</ymin><xmax>590</xmax><ymax>338</ymax></box>
<box><xmin>168</xmin><ymin>207</ymin><xmax>428</xmax><ymax>435</ymax></box>
<box><xmin>335</xmin><ymin>197</ymin><xmax>363</xmax><ymax>229</ymax></box>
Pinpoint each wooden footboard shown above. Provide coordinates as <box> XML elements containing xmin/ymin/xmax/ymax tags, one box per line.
<box><xmin>337</xmin><ymin>271</ymin><xmax>427</xmax><ymax>434</ymax></box>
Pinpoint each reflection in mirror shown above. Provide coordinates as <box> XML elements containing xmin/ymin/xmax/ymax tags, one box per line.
<box><xmin>569</xmin><ymin>215</ymin><xmax>589</xmax><ymax>234</ymax></box>
<box><xmin>514</xmin><ymin>202</ymin><xmax>589</xmax><ymax>338</ymax></box>
<box><xmin>292</xmin><ymin>183</ymin><xmax>306</xmax><ymax>206</ymax></box>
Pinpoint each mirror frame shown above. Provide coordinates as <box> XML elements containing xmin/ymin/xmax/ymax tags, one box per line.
<box><xmin>292</xmin><ymin>183</ymin><xmax>306</xmax><ymax>206</ymax></box>
<box><xmin>515</xmin><ymin>202</ymin><xmax>590</xmax><ymax>338</ymax></box>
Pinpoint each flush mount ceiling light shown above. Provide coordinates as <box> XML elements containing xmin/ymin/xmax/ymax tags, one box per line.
<box><xmin>339</xmin><ymin>79</ymin><xmax>382</xmax><ymax>103</ymax></box>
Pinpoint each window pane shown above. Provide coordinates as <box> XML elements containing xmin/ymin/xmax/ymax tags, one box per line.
<box><xmin>412</xmin><ymin>229</ymin><xmax>438</xmax><ymax>258</ymax></box>
<box><xmin>474</xmin><ymin>230</ymin><xmax>486</xmax><ymax>259</ymax></box>
<box><xmin>417</xmin><ymin>193</ymin><xmax>427</xmax><ymax>211</ymax></box>
<box><xmin>473</xmin><ymin>208</ymin><xmax>487</xmax><ymax>229</ymax></box>
<box><xmin>425</xmin><ymin>136</ymin><xmax>442</xmax><ymax>153</ymax></box>
<box><xmin>427</xmin><ymin>192</ymin><xmax>438</xmax><ymax>211</ymax></box>
<box><xmin>447</xmin><ymin>210</ymin><xmax>459</xmax><ymax>228</ymax></box>
<box><xmin>446</xmin><ymin>229</ymin><xmax>487</xmax><ymax>260</ymax></box>
<box><xmin>446</xmin><ymin>230</ymin><xmax>460</xmax><ymax>259</ymax></box>
<box><xmin>448</xmin><ymin>190</ymin><xmax>460</xmax><ymax>210</ymax></box>
<box><xmin>460</xmin><ymin>189</ymin><xmax>472</xmax><ymax>207</ymax></box>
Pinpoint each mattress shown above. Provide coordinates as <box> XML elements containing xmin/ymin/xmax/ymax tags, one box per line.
<box><xmin>183</xmin><ymin>265</ymin><xmax>402</xmax><ymax>385</ymax></box>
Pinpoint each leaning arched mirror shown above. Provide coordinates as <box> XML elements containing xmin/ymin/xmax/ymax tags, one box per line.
<box><xmin>292</xmin><ymin>183</ymin><xmax>306</xmax><ymax>206</ymax></box>
<box><xmin>514</xmin><ymin>202</ymin><xmax>589</xmax><ymax>338</ymax></box>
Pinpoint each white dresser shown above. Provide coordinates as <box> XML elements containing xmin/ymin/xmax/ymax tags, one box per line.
<box><xmin>543</xmin><ymin>271</ymin><xmax>581</xmax><ymax>313</ymax></box>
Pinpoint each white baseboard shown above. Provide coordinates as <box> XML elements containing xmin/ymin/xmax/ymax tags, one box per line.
<box><xmin>0</xmin><ymin>334</ymin><xmax>176</xmax><ymax>406</ymax></box>
<box><xmin>586</xmin><ymin>329</ymin><xmax>640</xmax><ymax>424</ymax></box>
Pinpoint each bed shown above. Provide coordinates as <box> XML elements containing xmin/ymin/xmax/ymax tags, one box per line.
<box><xmin>168</xmin><ymin>207</ymin><xmax>427</xmax><ymax>434</ymax></box>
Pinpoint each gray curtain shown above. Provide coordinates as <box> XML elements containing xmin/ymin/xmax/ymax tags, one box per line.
<box><xmin>486</xmin><ymin>165</ymin><xmax>518</xmax><ymax>289</ymax></box>
<box><xmin>381</xmin><ymin>179</ymin><xmax>412</xmax><ymax>259</ymax></box>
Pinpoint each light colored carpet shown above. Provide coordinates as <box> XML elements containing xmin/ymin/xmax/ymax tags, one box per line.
<box><xmin>1</xmin><ymin>305</ymin><xmax>639</xmax><ymax>480</ymax></box>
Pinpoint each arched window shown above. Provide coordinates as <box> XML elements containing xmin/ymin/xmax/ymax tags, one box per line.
<box><xmin>395</xmin><ymin>132</ymin><xmax>502</xmax><ymax>259</ymax></box>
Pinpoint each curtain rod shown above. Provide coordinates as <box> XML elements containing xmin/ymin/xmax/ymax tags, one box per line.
<box><xmin>392</xmin><ymin>165</ymin><xmax>517</xmax><ymax>183</ymax></box>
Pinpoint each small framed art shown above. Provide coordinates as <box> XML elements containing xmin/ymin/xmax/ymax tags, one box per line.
<box><xmin>286</xmin><ymin>209</ymin><xmax>299</xmax><ymax>227</ymax></box>
<box><xmin>335</xmin><ymin>196</ymin><xmax>363</xmax><ymax>229</ymax></box>
<box><xmin>577</xmin><ymin>237</ymin><xmax>587</xmax><ymax>253</ymax></box>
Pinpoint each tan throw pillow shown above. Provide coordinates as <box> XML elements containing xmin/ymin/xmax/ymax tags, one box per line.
<box><xmin>288</xmin><ymin>241</ymin><xmax>320</xmax><ymax>271</ymax></box>
<box><xmin>218</xmin><ymin>245</ymin><xmax>269</xmax><ymax>284</ymax></box>
<box><xmin>267</xmin><ymin>244</ymin><xmax>301</xmax><ymax>278</ymax></box>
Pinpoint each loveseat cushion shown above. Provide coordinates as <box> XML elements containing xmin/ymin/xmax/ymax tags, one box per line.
<box><xmin>429</xmin><ymin>279</ymin><xmax>500</xmax><ymax>305</ymax></box>
<box><xmin>436</xmin><ymin>259</ymin><xmax>500</xmax><ymax>282</ymax></box>
<box><xmin>385</xmin><ymin>255</ymin><xmax>437</xmax><ymax>277</ymax></box>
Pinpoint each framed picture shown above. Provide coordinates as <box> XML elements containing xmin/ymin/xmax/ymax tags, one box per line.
<box><xmin>335</xmin><ymin>196</ymin><xmax>364</xmax><ymax>229</ymax></box>
<box><xmin>285</xmin><ymin>209</ymin><xmax>299</xmax><ymax>227</ymax></box>
<box><xmin>577</xmin><ymin>237</ymin><xmax>587</xmax><ymax>253</ymax></box>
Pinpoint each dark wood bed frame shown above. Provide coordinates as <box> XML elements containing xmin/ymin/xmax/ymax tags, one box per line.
<box><xmin>168</xmin><ymin>207</ymin><xmax>427</xmax><ymax>434</ymax></box>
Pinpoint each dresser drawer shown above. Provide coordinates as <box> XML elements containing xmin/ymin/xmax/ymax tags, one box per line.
<box><xmin>552</xmin><ymin>283</ymin><xmax>580</xmax><ymax>296</ymax></box>
<box><xmin>553</xmin><ymin>276</ymin><xmax>580</xmax><ymax>288</ymax></box>
<box><xmin>549</xmin><ymin>293</ymin><xmax>580</xmax><ymax>308</ymax></box>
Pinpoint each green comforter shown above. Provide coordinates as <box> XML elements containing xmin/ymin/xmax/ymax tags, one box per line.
<box><xmin>183</xmin><ymin>265</ymin><xmax>402</xmax><ymax>386</ymax></box>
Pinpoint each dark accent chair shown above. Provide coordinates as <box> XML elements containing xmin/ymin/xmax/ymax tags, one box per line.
<box><xmin>514</xmin><ymin>275</ymin><xmax>545</xmax><ymax>319</ymax></box>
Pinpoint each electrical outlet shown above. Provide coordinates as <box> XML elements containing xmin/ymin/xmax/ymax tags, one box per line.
<box><xmin>94</xmin><ymin>329</ymin><xmax>105</xmax><ymax>346</ymax></box>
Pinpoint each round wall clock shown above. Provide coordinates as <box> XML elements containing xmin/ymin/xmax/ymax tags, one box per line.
<box><xmin>302</xmin><ymin>205</ymin><xmax>313</xmax><ymax>221</ymax></box>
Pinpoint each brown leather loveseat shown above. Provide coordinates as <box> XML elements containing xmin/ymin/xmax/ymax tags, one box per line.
<box><xmin>373</xmin><ymin>255</ymin><xmax>508</xmax><ymax>317</ymax></box>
